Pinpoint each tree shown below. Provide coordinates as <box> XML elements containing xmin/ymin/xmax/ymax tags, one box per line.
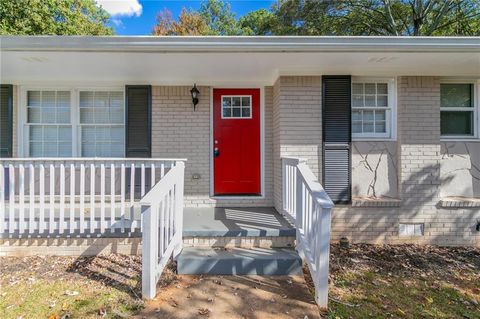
<box><xmin>0</xmin><ymin>0</ymin><xmax>113</xmax><ymax>35</ymax></box>
<box><xmin>239</xmin><ymin>9</ymin><xmax>276</xmax><ymax>35</ymax></box>
<box><xmin>270</xmin><ymin>0</ymin><xmax>480</xmax><ymax>36</ymax></box>
<box><xmin>153</xmin><ymin>8</ymin><xmax>210</xmax><ymax>35</ymax></box>
<box><xmin>270</xmin><ymin>0</ymin><xmax>338</xmax><ymax>35</ymax></box>
<box><xmin>339</xmin><ymin>0</ymin><xmax>480</xmax><ymax>36</ymax></box>
<box><xmin>198</xmin><ymin>0</ymin><xmax>242</xmax><ymax>35</ymax></box>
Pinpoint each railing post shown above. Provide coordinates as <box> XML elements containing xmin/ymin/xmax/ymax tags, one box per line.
<box><xmin>282</xmin><ymin>158</ymin><xmax>287</xmax><ymax>212</ymax></box>
<box><xmin>315</xmin><ymin>205</ymin><xmax>332</xmax><ymax>308</ymax></box>
<box><xmin>142</xmin><ymin>204</ymin><xmax>159</xmax><ymax>299</ymax></box>
<box><xmin>295</xmin><ymin>165</ymin><xmax>304</xmax><ymax>257</ymax></box>
<box><xmin>173</xmin><ymin>161</ymin><xmax>185</xmax><ymax>259</ymax></box>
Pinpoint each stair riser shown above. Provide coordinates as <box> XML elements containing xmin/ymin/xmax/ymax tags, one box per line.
<box><xmin>178</xmin><ymin>259</ymin><xmax>303</xmax><ymax>276</ymax></box>
<box><xmin>183</xmin><ymin>236</ymin><xmax>295</xmax><ymax>249</ymax></box>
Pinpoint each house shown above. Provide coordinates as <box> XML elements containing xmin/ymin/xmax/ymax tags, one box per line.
<box><xmin>0</xmin><ymin>36</ymin><xmax>479</xmax><ymax>304</ymax></box>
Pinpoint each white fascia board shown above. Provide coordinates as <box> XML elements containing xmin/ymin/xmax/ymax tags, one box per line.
<box><xmin>1</xmin><ymin>36</ymin><xmax>479</xmax><ymax>53</ymax></box>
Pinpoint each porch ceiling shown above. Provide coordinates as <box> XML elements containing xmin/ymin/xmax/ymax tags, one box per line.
<box><xmin>1</xmin><ymin>36</ymin><xmax>479</xmax><ymax>85</ymax></box>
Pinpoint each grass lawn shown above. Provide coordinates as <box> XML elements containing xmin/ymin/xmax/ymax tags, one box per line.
<box><xmin>1</xmin><ymin>244</ymin><xmax>478</xmax><ymax>318</ymax></box>
<box><xmin>319</xmin><ymin>244</ymin><xmax>480</xmax><ymax>319</ymax></box>
<box><xmin>0</xmin><ymin>254</ymin><xmax>144</xmax><ymax>319</ymax></box>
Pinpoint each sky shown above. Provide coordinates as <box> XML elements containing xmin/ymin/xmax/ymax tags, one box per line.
<box><xmin>96</xmin><ymin>0</ymin><xmax>276</xmax><ymax>35</ymax></box>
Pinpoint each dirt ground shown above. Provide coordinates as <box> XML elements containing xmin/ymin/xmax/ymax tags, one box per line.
<box><xmin>136</xmin><ymin>273</ymin><xmax>320</xmax><ymax>319</ymax></box>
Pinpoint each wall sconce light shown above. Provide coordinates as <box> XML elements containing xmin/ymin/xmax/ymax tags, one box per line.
<box><xmin>190</xmin><ymin>84</ymin><xmax>200</xmax><ymax>111</ymax></box>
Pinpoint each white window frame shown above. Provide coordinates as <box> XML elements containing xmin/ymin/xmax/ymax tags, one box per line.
<box><xmin>19</xmin><ymin>86</ymin><xmax>125</xmax><ymax>157</ymax></box>
<box><xmin>77</xmin><ymin>88</ymin><xmax>126</xmax><ymax>157</ymax></box>
<box><xmin>351</xmin><ymin>77</ymin><xmax>396</xmax><ymax>141</ymax></box>
<box><xmin>440</xmin><ymin>79</ymin><xmax>479</xmax><ymax>140</ymax></box>
<box><xmin>220</xmin><ymin>95</ymin><xmax>253</xmax><ymax>119</ymax></box>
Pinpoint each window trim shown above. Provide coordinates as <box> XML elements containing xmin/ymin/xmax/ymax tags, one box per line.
<box><xmin>351</xmin><ymin>77</ymin><xmax>396</xmax><ymax>141</ymax></box>
<box><xmin>77</xmin><ymin>88</ymin><xmax>126</xmax><ymax>157</ymax></box>
<box><xmin>440</xmin><ymin>80</ymin><xmax>479</xmax><ymax>140</ymax></box>
<box><xmin>19</xmin><ymin>86</ymin><xmax>125</xmax><ymax>157</ymax></box>
<box><xmin>220</xmin><ymin>95</ymin><xmax>253</xmax><ymax>119</ymax></box>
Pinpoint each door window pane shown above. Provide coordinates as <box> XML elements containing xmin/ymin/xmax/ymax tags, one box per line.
<box><xmin>222</xmin><ymin>96</ymin><xmax>251</xmax><ymax>118</ymax></box>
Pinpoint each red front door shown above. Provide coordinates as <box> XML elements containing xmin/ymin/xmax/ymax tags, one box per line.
<box><xmin>213</xmin><ymin>88</ymin><xmax>261</xmax><ymax>195</ymax></box>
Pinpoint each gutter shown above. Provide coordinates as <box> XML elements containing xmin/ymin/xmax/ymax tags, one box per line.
<box><xmin>1</xmin><ymin>36</ymin><xmax>479</xmax><ymax>53</ymax></box>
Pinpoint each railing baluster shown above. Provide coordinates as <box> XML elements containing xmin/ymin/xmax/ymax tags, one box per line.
<box><xmin>90</xmin><ymin>163</ymin><xmax>95</xmax><ymax>233</ymax></box>
<box><xmin>49</xmin><ymin>164</ymin><xmax>55</xmax><ymax>234</ymax></box>
<box><xmin>70</xmin><ymin>163</ymin><xmax>75</xmax><ymax>234</ymax></box>
<box><xmin>141</xmin><ymin>163</ymin><xmax>145</xmax><ymax>197</ymax></box>
<box><xmin>29</xmin><ymin>164</ymin><xmax>34</xmax><ymax>234</ymax></box>
<box><xmin>8</xmin><ymin>164</ymin><xmax>15</xmax><ymax>233</ymax></box>
<box><xmin>39</xmin><ymin>164</ymin><xmax>45</xmax><ymax>234</ymax></box>
<box><xmin>160</xmin><ymin>162</ymin><xmax>165</xmax><ymax>178</ymax></box>
<box><xmin>80</xmin><ymin>164</ymin><xmax>85</xmax><ymax>234</ymax></box>
<box><xmin>150</xmin><ymin>163</ymin><xmax>155</xmax><ymax>190</ymax></box>
<box><xmin>160</xmin><ymin>200</ymin><xmax>165</xmax><ymax>255</ymax></box>
<box><xmin>19</xmin><ymin>164</ymin><xmax>25</xmax><ymax>234</ymax></box>
<box><xmin>59</xmin><ymin>164</ymin><xmax>65</xmax><ymax>234</ymax></box>
<box><xmin>130</xmin><ymin>163</ymin><xmax>135</xmax><ymax>232</ymax></box>
<box><xmin>100</xmin><ymin>163</ymin><xmax>105</xmax><ymax>233</ymax></box>
<box><xmin>165</xmin><ymin>192</ymin><xmax>171</xmax><ymax>242</ymax></box>
<box><xmin>0</xmin><ymin>164</ymin><xmax>5</xmax><ymax>234</ymax></box>
<box><xmin>121</xmin><ymin>163</ymin><xmax>125</xmax><ymax>233</ymax></box>
<box><xmin>110</xmin><ymin>163</ymin><xmax>115</xmax><ymax>232</ymax></box>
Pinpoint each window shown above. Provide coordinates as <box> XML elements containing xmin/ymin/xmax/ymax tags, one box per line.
<box><xmin>352</xmin><ymin>80</ymin><xmax>393</xmax><ymax>139</ymax></box>
<box><xmin>399</xmin><ymin>223</ymin><xmax>424</xmax><ymax>237</ymax></box>
<box><xmin>79</xmin><ymin>91</ymin><xmax>125</xmax><ymax>157</ymax></box>
<box><xmin>440</xmin><ymin>83</ymin><xmax>476</xmax><ymax>137</ymax></box>
<box><xmin>22</xmin><ymin>88</ymin><xmax>125</xmax><ymax>157</ymax></box>
<box><xmin>26</xmin><ymin>90</ymin><xmax>72</xmax><ymax>157</ymax></box>
<box><xmin>222</xmin><ymin>96</ymin><xmax>251</xmax><ymax>118</ymax></box>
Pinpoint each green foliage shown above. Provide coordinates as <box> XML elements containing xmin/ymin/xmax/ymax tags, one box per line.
<box><xmin>0</xmin><ymin>0</ymin><xmax>113</xmax><ymax>35</ymax></box>
<box><xmin>270</xmin><ymin>0</ymin><xmax>339</xmax><ymax>35</ymax></box>
<box><xmin>198</xmin><ymin>0</ymin><xmax>242</xmax><ymax>35</ymax></box>
<box><xmin>239</xmin><ymin>9</ymin><xmax>276</xmax><ymax>35</ymax></box>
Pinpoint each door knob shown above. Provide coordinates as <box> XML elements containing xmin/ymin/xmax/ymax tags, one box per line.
<box><xmin>214</xmin><ymin>147</ymin><xmax>220</xmax><ymax>157</ymax></box>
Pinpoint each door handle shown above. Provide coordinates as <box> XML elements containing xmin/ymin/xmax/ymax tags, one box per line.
<box><xmin>214</xmin><ymin>147</ymin><xmax>220</xmax><ymax>157</ymax></box>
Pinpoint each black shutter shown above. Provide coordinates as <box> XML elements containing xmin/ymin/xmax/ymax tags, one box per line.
<box><xmin>125</xmin><ymin>85</ymin><xmax>151</xmax><ymax>158</ymax></box>
<box><xmin>0</xmin><ymin>85</ymin><xmax>13</xmax><ymax>158</ymax></box>
<box><xmin>322</xmin><ymin>76</ymin><xmax>351</xmax><ymax>204</ymax></box>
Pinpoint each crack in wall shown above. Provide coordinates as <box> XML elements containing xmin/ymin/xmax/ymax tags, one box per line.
<box><xmin>353</xmin><ymin>142</ymin><xmax>398</xmax><ymax>198</ymax></box>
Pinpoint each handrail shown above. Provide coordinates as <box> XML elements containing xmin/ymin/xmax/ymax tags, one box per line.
<box><xmin>281</xmin><ymin>156</ymin><xmax>334</xmax><ymax>309</ymax></box>
<box><xmin>296</xmin><ymin>162</ymin><xmax>334</xmax><ymax>208</ymax></box>
<box><xmin>141</xmin><ymin>161</ymin><xmax>185</xmax><ymax>299</ymax></box>
<box><xmin>0</xmin><ymin>158</ymin><xmax>188</xmax><ymax>161</ymax></box>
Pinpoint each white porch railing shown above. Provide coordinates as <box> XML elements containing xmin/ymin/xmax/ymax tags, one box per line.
<box><xmin>141</xmin><ymin>161</ymin><xmax>184</xmax><ymax>299</ymax></box>
<box><xmin>282</xmin><ymin>157</ymin><xmax>334</xmax><ymax>308</ymax></box>
<box><xmin>0</xmin><ymin>158</ymin><xmax>183</xmax><ymax>236</ymax></box>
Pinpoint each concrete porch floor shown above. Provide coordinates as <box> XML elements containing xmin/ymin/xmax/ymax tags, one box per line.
<box><xmin>183</xmin><ymin>207</ymin><xmax>295</xmax><ymax>237</ymax></box>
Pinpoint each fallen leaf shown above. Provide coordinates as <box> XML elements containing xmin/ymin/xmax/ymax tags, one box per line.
<box><xmin>198</xmin><ymin>308</ymin><xmax>210</xmax><ymax>316</ymax></box>
<box><xmin>64</xmin><ymin>290</ymin><xmax>79</xmax><ymax>296</ymax></box>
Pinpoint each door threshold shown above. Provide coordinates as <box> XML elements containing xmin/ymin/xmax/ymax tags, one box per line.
<box><xmin>211</xmin><ymin>194</ymin><xmax>264</xmax><ymax>200</ymax></box>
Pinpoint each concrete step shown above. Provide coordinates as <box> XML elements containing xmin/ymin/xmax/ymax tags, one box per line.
<box><xmin>183</xmin><ymin>236</ymin><xmax>295</xmax><ymax>249</ymax></box>
<box><xmin>177</xmin><ymin>247</ymin><xmax>303</xmax><ymax>276</ymax></box>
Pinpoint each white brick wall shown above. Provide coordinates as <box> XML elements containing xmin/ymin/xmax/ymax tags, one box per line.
<box><xmin>332</xmin><ymin>77</ymin><xmax>479</xmax><ymax>247</ymax></box>
<box><xmin>151</xmin><ymin>86</ymin><xmax>273</xmax><ymax>207</ymax></box>
<box><xmin>272</xmin><ymin>76</ymin><xmax>322</xmax><ymax>211</ymax></box>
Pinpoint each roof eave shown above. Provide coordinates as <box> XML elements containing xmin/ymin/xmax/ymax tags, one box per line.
<box><xmin>1</xmin><ymin>36</ymin><xmax>479</xmax><ymax>53</ymax></box>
